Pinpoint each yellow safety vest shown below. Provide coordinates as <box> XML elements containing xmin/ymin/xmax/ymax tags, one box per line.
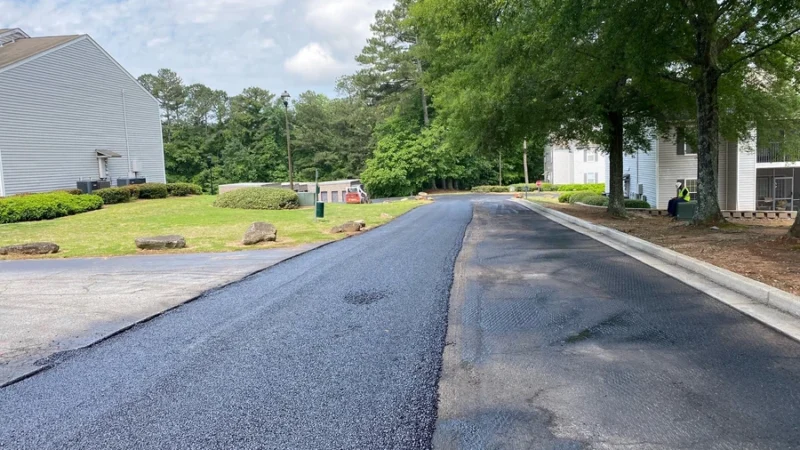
<box><xmin>680</xmin><ymin>187</ymin><xmax>691</xmax><ymax>201</ymax></box>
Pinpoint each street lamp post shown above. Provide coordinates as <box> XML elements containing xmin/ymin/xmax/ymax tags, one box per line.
<box><xmin>281</xmin><ymin>90</ymin><xmax>294</xmax><ymax>191</ymax></box>
<box><xmin>523</xmin><ymin>138</ymin><xmax>530</xmax><ymax>199</ymax></box>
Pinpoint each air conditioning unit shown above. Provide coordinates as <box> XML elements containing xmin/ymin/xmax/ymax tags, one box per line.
<box><xmin>117</xmin><ymin>178</ymin><xmax>147</xmax><ymax>187</ymax></box>
<box><xmin>76</xmin><ymin>180</ymin><xmax>111</xmax><ymax>194</ymax></box>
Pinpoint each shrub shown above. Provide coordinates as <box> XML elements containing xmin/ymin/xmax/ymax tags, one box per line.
<box><xmin>214</xmin><ymin>187</ymin><xmax>299</xmax><ymax>210</ymax></box>
<box><xmin>136</xmin><ymin>183</ymin><xmax>168</xmax><ymax>199</ymax></box>
<box><xmin>61</xmin><ymin>189</ymin><xmax>84</xmax><ymax>195</ymax></box>
<box><xmin>0</xmin><ymin>192</ymin><xmax>103</xmax><ymax>224</ymax></box>
<box><xmin>625</xmin><ymin>199</ymin><xmax>651</xmax><ymax>209</ymax></box>
<box><xmin>120</xmin><ymin>185</ymin><xmax>140</xmax><ymax>199</ymax></box>
<box><xmin>557</xmin><ymin>183</ymin><xmax>605</xmax><ymax>194</ymax></box>
<box><xmin>94</xmin><ymin>187</ymin><xmax>131</xmax><ymax>205</ymax></box>
<box><xmin>567</xmin><ymin>191</ymin><xmax>598</xmax><ymax>204</ymax></box>
<box><xmin>581</xmin><ymin>195</ymin><xmax>609</xmax><ymax>206</ymax></box>
<box><xmin>471</xmin><ymin>185</ymin><xmax>510</xmax><ymax>193</ymax></box>
<box><xmin>167</xmin><ymin>182</ymin><xmax>203</xmax><ymax>197</ymax></box>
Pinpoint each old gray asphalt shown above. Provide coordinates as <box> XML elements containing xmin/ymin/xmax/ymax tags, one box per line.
<box><xmin>435</xmin><ymin>199</ymin><xmax>800</xmax><ymax>449</ymax></box>
<box><xmin>2</xmin><ymin>196</ymin><xmax>800</xmax><ymax>449</ymax></box>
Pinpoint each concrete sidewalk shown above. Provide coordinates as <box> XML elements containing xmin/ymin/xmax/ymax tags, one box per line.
<box><xmin>0</xmin><ymin>244</ymin><xmax>323</xmax><ymax>386</ymax></box>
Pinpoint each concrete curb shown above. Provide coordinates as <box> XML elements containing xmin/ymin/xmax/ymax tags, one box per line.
<box><xmin>512</xmin><ymin>199</ymin><xmax>800</xmax><ymax>339</ymax></box>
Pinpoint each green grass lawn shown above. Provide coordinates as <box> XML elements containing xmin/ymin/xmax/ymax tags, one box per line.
<box><xmin>0</xmin><ymin>196</ymin><xmax>425</xmax><ymax>258</ymax></box>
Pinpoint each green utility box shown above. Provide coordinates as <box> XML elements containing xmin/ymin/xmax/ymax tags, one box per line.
<box><xmin>676</xmin><ymin>201</ymin><xmax>697</xmax><ymax>222</ymax></box>
<box><xmin>297</xmin><ymin>192</ymin><xmax>316</xmax><ymax>207</ymax></box>
<box><xmin>315</xmin><ymin>201</ymin><xmax>325</xmax><ymax>219</ymax></box>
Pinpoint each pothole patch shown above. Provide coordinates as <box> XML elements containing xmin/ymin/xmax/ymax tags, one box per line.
<box><xmin>344</xmin><ymin>289</ymin><xmax>388</xmax><ymax>305</ymax></box>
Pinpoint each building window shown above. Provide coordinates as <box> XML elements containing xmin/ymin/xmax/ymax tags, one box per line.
<box><xmin>321</xmin><ymin>192</ymin><xmax>328</xmax><ymax>202</ymax></box>
<box><xmin>677</xmin><ymin>179</ymin><xmax>697</xmax><ymax>198</ymax></box>
<box><xmin>676</xmin><ymin>131</ymin><xmax>696</xmax><ymax>155</ymax></box>
<box><xmin>332</xmin><ymin>191</ymin><xmax>339</xmax><ymax>203</ymax></box>
<box><xmin>586</xmin><ymin>151</ymin><xmax>597</xmax><ymax>162</ymax></box>
<box><xmin>585</xmin><ymin>172</ymin><xmax>598</xmax><ymax>183</ymax></box>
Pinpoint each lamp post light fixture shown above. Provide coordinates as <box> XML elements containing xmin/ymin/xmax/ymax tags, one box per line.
<box><xmin>281</xmin><ymin>90</ymin><xmax>294</xmax><ymax>191</ymax></box>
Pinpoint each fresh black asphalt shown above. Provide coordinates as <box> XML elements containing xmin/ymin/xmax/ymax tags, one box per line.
<box><xmin>0</xmin><ymin>198</ymin><xmax>472</xmax><ymax>449</ymax></box>
<box><xmin>3</xmin><ymin>195</ymin><xmax>800</xmax><ymax>449</ymax></box>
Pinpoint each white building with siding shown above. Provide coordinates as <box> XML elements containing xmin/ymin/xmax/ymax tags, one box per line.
<box><xmin>0</xmin><ymin>28</ymin><xmax>165</xmax><ymax>196</ymax></box>
<box><xmin>604</xmin><ymin>130</ymin><xmax>780</xmax><ymax>211</ymax></box>
<box><xmin>544</xmin><ymin>142</ymin><xmax>607</xmax><ymax>185</ymax></box>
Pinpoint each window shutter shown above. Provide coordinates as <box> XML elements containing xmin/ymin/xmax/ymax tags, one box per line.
<box><xmin>583</xmin><ymin>173</ymin><xmax>587</xmax><ymax>183</ymax></box>
<box><xmin>583</xmin><ymin>151</ymin><xmax>587</xmax><ymax>162</ymax></box>
<box><xmin>676</xmin><ymin>132</ymin><xmax>685</xmax><ymax>155</ymax></box>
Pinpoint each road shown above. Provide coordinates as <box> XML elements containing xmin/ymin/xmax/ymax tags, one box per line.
<box><xmin>2</xmin><ymin>196</ymin><xmax>800</xmax><ymax>449</ymax></box>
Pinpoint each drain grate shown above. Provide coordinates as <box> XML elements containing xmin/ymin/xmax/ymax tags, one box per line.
<box><xmin>344</xmin><ymin>289</ymin><xmax>388</xmax><ymax>305</ymax></box>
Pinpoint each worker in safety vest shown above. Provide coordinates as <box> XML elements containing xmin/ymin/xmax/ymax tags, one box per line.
<box><xmin>668</xmin><ymin>182</ymin><xmax>691</xmax><ymax>217</ymax></box>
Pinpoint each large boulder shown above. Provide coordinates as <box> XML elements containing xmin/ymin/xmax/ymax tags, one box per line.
<box><xmin>331</xmin><ymin>221</ymin><xmax>364</xmax><ymax>234</ymax></box>
<box><xmin>135</xmin><ymin>235</ymin><xmax>186</xmax><ymax>250</ymax></box>
<box><xmin>342</xmin><ymin>221</ymin><xmax>363</xmax><ymax>233</ymax></box>
<box><xmin>0</xmin><ymin>242</ymin><xmax>59</xmax><ymax>256</ymax></box>
<box><xmin>354</xmin><ymin>219</ymin><xmax>366</xmax><ymax>228</ymax></box>
<box><xmin>243</xmin><ymin>222</ymin><xmax>278</xmax><ymax>245</ymax></box>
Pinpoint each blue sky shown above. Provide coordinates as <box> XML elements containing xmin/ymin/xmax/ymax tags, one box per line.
<box><xmin>1</xmin><ymin>0</ymin><xmax>393</xmax><ymax>96</ymax></box>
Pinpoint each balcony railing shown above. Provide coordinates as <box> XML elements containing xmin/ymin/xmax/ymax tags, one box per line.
<box><xmin>757</xmin><ymin>143</ymin><xmax>800</xmax><ymax>164</ymax></box>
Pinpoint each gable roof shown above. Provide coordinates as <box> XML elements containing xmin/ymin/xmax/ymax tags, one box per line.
<box><xmin>0</xmin><ymin>29</ymin><xmax>10</xmax><ymax>34</ymax></box>
<box><xmin>0</xmin><ymin>35</ymin><xmax>82</xmax><ymax>71</ymax></box>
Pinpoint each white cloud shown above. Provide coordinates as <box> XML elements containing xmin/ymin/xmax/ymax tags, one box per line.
<box><xmin>284</xmin><ymin>43</ymin><xmax>346</xmax><ymax>82</ymax></box>
<box><xmin>0</xmin><ymin>0</ymin><xmax>391</xmax><ymax>94</ymax></box>
<box><xmin>305</xmin><ymin>0</ymin><xmax>393</xmax><ymax>53</ymax></box>
<box><xmin>146</xmin><ymin>36</ymin><xmax>170</xmax><ymax>48</ymax></box>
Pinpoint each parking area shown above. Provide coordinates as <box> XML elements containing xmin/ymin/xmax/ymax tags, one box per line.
<box><xmin>0</xmin><ymin>244</ymin><xmax>322</xmax><ymax>385</ymax></box>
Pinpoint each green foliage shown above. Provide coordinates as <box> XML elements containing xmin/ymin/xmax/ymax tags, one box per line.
<box><xmin>557</xmin><ymin>183</ymin><xmax>605</xmax><ymax>194</ymax></box>
<box><xmin>94</xmin><ymin>188</ymin><xmax>132</xmax><ymax>205</ymax></box>
<box><xmin>167</xmin><ymin>183</ymin><xmax>203</xmax><ymax>197</ymax></box>
<box><xmin>568</xmin><ymin>192</ymin><xmax>602</xmax><ymax>204</ymax></box>
<box><xmin>625</xmin><ymin>199</ymin><xmax>651</xmax><ymax>209</ymax></box>
<box><xmin>120</xmin><ymin>185</ymin><xmax>140</xmax><ymax>199</ymax></box>
<box><xmin>581</xmin><ymin>195</ymin><xmax>610</xmax><ymax>207</ymax></box>
<box><xmin>0</xmin><ymin>192</ymin><xmax>103</xmax><ymax>224</ymax></box>
<box><xmin>136</xmin><ymin>183</ymin><xmax>169</xmax><ymax>199</ymax></box>
<box><xmin>62</xmin><ymin>189</ymin><xmax>84</xmax><ymax>195</ymax></box>
<box><xmin>471</xmin><ymin>186</ymin><xmax>510</xmax><ymax>193</ymax></box>
<box><xmin>213</xmin><ymin>188</ymin><xmax>299</xmax><ymax>210</ymax></box>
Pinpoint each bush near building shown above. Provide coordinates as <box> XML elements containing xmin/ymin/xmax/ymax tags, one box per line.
<box><xmin>214</xmin><ymin>187</ymin><xmax>299</xmax><ymax>210</ymax></box>
<box><xmin>557</xmin><ymin>183</ymin><xmax>605</xmax><ymax>194</ymax></box>
<box><xmin>136</xmin><ymin>183</ymin><xmax>169</xmax><ymax>199</ymax></box>
<box><xmin>167</xmin><ymin>183</ymin><xmax>203</xmax><ymax>197</ymax></box>
<box><xmin>94</xmin><ymin>188</ymin><xmax>132</xmax><ymax>205</ymax></box>
<box><xmin>0</xmin><ymin>192</ymin><xmax>103</xmax><ymax>224</ymax></box>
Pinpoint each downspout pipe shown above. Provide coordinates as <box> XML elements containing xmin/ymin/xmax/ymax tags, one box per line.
<box><xmin>122</xmin><ymin>89</ymin><xmax>132</xmax><ymax>176</ymax></box>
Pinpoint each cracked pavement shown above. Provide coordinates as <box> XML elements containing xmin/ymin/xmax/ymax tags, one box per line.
<box><xmin>435</xmin><ymin>198</ymin><xmax>800</xmax><ymax>449</ymax></box>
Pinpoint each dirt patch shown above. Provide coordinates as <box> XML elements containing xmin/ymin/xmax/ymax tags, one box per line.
<box><xmin>535</xmin><ymin>201</ymin><xmax>800</xmax><ymax>296</ymax></box>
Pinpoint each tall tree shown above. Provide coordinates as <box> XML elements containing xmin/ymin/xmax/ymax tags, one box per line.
<box><xmin>658</xmin><ymin>0</ymin><xmax>800</xmax><ymax>224</ymax></box>
<box><xmin>137</xmin><ymin>69</ymin><xmax>186</xmax><ymax>140</ymax></box>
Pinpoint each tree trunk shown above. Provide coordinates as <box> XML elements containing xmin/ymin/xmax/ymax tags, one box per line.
<box><xmin>607</xmin><ymin>111</ymin><xmax>626</xmax><ymax>217</ymax></box>
<box><xmin>417</xmin><ymin>59</ymin><xmax>430</xmax><ymax>127</ymax></box>
<box><xmin>430</xmin><ymin>179</ymin><xmax>437</xmax><ymax>190</ymax></box>
<box><xmin>454</xmin><ymin>180</ymin><xmax>461</xmax><ymax>190</ymax></box>
<box><xmin>692</xmin><ymin>23</ymin><xmax>724</xmax><ymax>225</ymax></box>
<box><xmin>498</xmin><ymin>152</ymin><xmax>503</xmax><ymax>186</ymax></box>
<box><xmin>446</xmin><ymin>178</ymin><xmax>454</xmax><ymax>190</ymax></box>
<box><xmin>790</xmin><ymin>214</ymin><xmax>800</xmax><ymax>238</ymax></box>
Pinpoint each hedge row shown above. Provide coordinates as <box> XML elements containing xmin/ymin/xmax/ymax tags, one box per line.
<box><xmin>557</xmin><ymin>183</ymin><xmax>605</xmax><ymax>194</ymax></box>
<box><xmin>94</xmin><ymin>182</ymin><xmax>203</xmax><ymax>205</ymax></box>
<box><xmin>0</xmin><ymin>192</ymin><xmax>103</xmax><ymax>224</ymax></box>
<box><xmin>471</xmin><ymin>185</ymin><xmax>510</xmax><ymax>193</ymax></box>
<box><xmin>214</xmin><ymin>187</ymin><xmax>299</xmax><ymax>210</ymax></box>
<box><xmin>557</xmin><ymin>191</ymin><xmax>651</xmax><ymax>209</ymax></box>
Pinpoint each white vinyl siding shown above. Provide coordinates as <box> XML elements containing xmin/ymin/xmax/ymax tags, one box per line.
<box><xmin>548</xmin><ymin>142</ymin><xmax>607</xmax><ymax>185</ymax></box>
<box><xmin>737</xmin><ymin>134</ymin><xmax>757</xmax><ymax>210</ymax></box>
<box><xmin>0</xmin><ymin>37</ymin><xmax>164</xmax><ymax>195</ymax></box>
<box><xmin>615</xmin><ymin>137</ymin><xmax>658</xmax><ymax>206</ymax></box>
